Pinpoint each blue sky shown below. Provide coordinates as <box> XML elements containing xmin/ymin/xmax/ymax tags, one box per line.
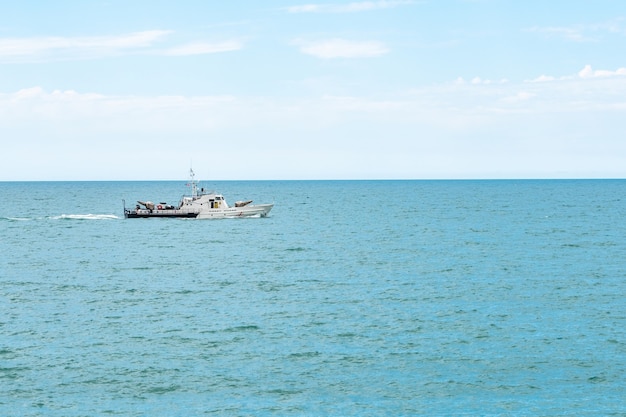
<box><xmin>1</xmin><ymin>0</ymin><xmax>626</xmax><ymax>180</ymax></box>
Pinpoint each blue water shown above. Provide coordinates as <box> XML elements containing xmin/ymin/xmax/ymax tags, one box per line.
<box><xmin>1</xmin><ymin>180</ymin><xmax>625</xmax><ymax>416</ymax></box>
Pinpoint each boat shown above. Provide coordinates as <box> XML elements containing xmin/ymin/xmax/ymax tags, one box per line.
<box><xmin>123</xmin><ymin>169</ymin><xmax>273</xmax><ymax>219</ymax></box>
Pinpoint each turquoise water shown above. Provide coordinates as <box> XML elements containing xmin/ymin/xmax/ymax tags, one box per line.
<box><xmin>1</xmin><ymin>180</ymin><xmax>625</xmax><ymax>416</ymax></box>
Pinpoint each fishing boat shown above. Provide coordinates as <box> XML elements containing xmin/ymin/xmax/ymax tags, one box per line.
<box><xmin>123</xmin><ymin>169</ymin><xmax>273</xmax><ymax>219</ymax></box>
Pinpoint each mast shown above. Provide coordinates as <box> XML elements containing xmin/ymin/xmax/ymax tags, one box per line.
<box><xmin>189</xmin><ymin>167</ymin><xmax>198</xmax><ymax>198</ymax></box>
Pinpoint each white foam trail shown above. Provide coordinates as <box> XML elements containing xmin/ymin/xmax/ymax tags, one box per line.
<box><xmin>52</xmin><ymin>214</ymin><xmax>120</xmax><ymax>220</ymax></box>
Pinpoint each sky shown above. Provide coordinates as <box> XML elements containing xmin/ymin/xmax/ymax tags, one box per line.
<box><xmin>1</xmin><ymin>0</ymin><xmax>626</xmax><ymax>180</ymax></box>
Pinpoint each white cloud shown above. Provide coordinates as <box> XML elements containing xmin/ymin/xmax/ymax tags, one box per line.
<box><xmin>12</xmin><ymin>86</ymin><xmax>46</xmax><ymax>100</ymax></box>
<box><xmin>527</xmin><ymin>26</ymin><xmax>590</xmax><ymax>42</ymax></box>
<box><xmin>11</xmin><ymin>87</ymin><xmax>105</xmax><ymax>102</ymax></box>
<box><xmin>527</xmin><ymin>75</ymin><xmax>556</xmax><ymax>83</ymax></box>
<box><xmin>526</xmin><ymin>65</ymin><xmax>626</xmax><ymax>83</ymax></box>
<box><xmin>287</xmin><ymin>4</ymin><xmax>322</xmax><ymax>13</ymax></box>
<box><xmin>293</xmin><ymin>38</ymin><xmax>389</xmax><ymax>58</ymax></box>
<box><xmin>0</xmin><ymin>30</ymin><xmax>242</xmax><ymax>62</ymax></box>
<box><xmin>162</xmin><ymin>40</ymin><xmax>244</xmax><ymax>56</ymax></box>
<box><xmin>286</xmin><ymin>1</ymin><xmax>415</xmax><ymax>13</ymax></box>
<box><xmin>578</xmin><ymin>64</ymin><xmax>626</xmax><ymax>79</ymax></box>
<box><xmin>9</xmin><ymin>63</ymin><xmax>625</xmax><ymax>135</ymax></box>
<box><xmin>441</xmin><ymin>66</ymin><xmax>626</xmax><ymax>118</ymax></box>
<box><xmin>4</xmin><ymin>79</ymin><xmax>626</xmax><ymax>180</ymax></box>
<box><xmin>527</xmin><ymin>19</ymin><xmax>626</xmax><ymax>43</ymax></box>
<box><xmin>0</xmin><ymin>31</ymin><xmax>172</xmax><ymax>62</ymax></box>
<box><xmin>502</xmin><ymin>91</ymin><xmax>535</xmax><ymax>103</ymax></box>
<box><xmin>455</xmin><ymin>76</ymin><xmax>508</xmax><ymax>85</ymax></box>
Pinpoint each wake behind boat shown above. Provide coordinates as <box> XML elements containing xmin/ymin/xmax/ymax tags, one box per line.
<box><xmin>124</xmin><ymin>170</ymin><xmax>273</xmax><ymax>219</ymax></box>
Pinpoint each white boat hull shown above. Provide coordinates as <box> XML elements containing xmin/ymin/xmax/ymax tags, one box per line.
<box><xmin>196</xmin><ymin>203</ymin><xmax>273</xmax><ymax>219</ymax></box>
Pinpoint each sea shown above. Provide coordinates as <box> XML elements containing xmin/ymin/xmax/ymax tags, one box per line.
<box><xmin>1</xmin><ymin>179</ymin><xmax>625</xmax><ymax>416</ymax></box>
